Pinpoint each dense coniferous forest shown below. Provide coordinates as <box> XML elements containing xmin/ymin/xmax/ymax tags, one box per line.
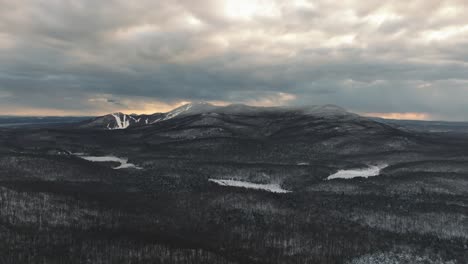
<box><xmin>0</xmin><ymin>105</ymin><xmax>467</xmax><ymax>263</ymax></box>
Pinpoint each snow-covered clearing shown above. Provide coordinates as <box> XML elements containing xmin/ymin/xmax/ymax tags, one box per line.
<box><xmin>109</xmin><ymin>114</ymin><xmax>130</xmax><ymax>130</ymax></box>
<box><xmin>128</xmin><ymin>116</ymin><xmax>141</xmax><ymax>123</ymax></box>
<box><xmin>209</xmin><ymin>179</ymin><xmax>291</xmax><ymax>193</ymax></box>
<box><xmin>77</xmin><ymin>155</ymin><xmax>142</xmax><ymax>170</ymax></box>
<box><xmin>326</xmin><ymin>165</ymin><xmax>388</xmax><ymax>180</ymax></box>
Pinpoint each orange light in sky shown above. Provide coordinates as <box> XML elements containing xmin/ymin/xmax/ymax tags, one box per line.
<box><xmin>363</xmin><ymin>112</ymin><xmax>431</xmax><ymax>120</ymax></box>
<box><xmin>0</xmin><ymin>100</ymin><xmax>232</xmax><ymax>117</ymax></box>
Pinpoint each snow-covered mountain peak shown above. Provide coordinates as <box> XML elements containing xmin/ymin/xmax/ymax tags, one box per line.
<box><xmin>81</xmin><ymin>102</ymin><xmax>360</xmax><ymax>130</ymax></box>
<box><xmin>163</xmin><ymin>102</ymin><xmax>218</xmax><ymax>120</ymax></box>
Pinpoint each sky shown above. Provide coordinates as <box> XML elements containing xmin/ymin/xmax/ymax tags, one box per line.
<box><xmin>0</xmin><ymin>0</ymin><xmax>467</xmax><ymax>120</ymax></box>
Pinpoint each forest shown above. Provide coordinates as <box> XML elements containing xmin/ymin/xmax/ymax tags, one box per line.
<box><xmin>0</xmin><ymin>108</ymin><xmax>467</xmax><ymax>263</ymax></box>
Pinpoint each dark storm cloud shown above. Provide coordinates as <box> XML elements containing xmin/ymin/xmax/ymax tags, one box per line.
<box><xmin>0</xmin><ymin>0</ymin><xmax>467</xmax><ymax>119</ymax></box>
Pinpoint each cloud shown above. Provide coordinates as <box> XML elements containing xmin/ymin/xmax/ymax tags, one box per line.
<box><xmin>0</xmin><ymin>0</ymin><xmax>467</xmax><ymax>120</ymax></box>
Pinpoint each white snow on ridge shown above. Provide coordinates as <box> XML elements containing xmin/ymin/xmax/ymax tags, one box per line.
<box><xmin>326</xmin><ymin>164</ymin><xmax>388</xmax><ymax>180</ymax></box>
<box><xmin>104</xmin><ymin>103</ymin><xmax>196</xmax><ymax>129</ymax></box>
<box><xmin>163</xmin><ymin>103</ymin><xmax>193</xmax><ymax>121</ymax></box>
<box><xmin>77</xmin><ymin>155</ymin><xmax>142</xmax><ymax>170</ymax></box>
<box><xmin>209</xmin><ymin>179</ymin><xmax>291</xmax><ymax>193</ymax></box>
<box><xmin>128</xmin><ymin>115</ymin><xmax>141</xmax><ymax>123</ymax></box>
<box><xmin>150</xmin><ymin>118</ymin><xmax>162</xmax><ymax>124</ymax></box>
<box><xmin>109</xmin><ymin>113</ymin><xmax>130</xmax><ymax>130</ymax></box>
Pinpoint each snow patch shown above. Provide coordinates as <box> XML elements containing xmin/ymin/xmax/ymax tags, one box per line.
<box><xmin>76</xmin><ymin>155</ymin><xmax>142</xmax><ymax>170</ymax></box>
<box><xmin>326</xmin><ymin>164</ymin><xmax>388</xmax><ymax>180</ymax></box>
<box><xmin>209</xmin><ymin>179</ymin><xmax>291</xmax><ymax>193</ymax></box>
<box><xmin>162</xmin><ymin>104</ymin><xmax>193</xmax><ymax>121</ymax></box>
<box><xmin>108</xmin><ymin>113</ymin><xmax>130</xmax><ymax>130</ymax></box>
<box><xmin>128</xmin><ymin>116</ymin><xmax>141</xmax><ymax>123</ymax></box>
<box><xmin>150</xmin><ymin>118</ymin><xmax>161</xmax><ymax>124</ymax></box>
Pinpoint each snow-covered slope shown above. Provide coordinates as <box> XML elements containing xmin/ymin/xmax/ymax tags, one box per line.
<box><xmin>79</xmin><ymin>112</ymin><xmax>164</xmax><ymax>130</ymax></box>
<box><xmin>79</xmin><ymin>102</ymin><xmax>218</xmax><ymax>130</ymax></box>
<box><xmin>162</xmin><ymin>103</ymin><xmax>194</xmax><ymax>121</ymax></box>
<box><xmin>108</xmin><ymin>113</ymin><xmax>130</xmax><ymax>130</ymax></box>
<box><xmin>162</xmin><ymin>102</ymin><xmax>218</xmax><ymax>120</ymax></box>
<box><xmin>78</xmin><ymin>102</ymin><xmax>386</xmax><ymax>134</ymax></box>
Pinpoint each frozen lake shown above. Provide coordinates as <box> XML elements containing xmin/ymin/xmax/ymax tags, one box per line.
<box><xmin>77</xmin><ymin>155</ymin><xmax>142</xmax><ymax>170</ymax></box>
<box><xmin>327</xmin><ymin>165</ymin><xmax>388</xmax><ymax>180</ymax></box>
<box><xmin>209</xmin><ymin>179</ymin><xmax>291</xmax><ymax>193</ymax></box>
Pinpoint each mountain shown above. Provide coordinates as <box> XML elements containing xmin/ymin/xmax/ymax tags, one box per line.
<box><xmin>79</xmin><ymin>102</ymin><xmax>367</xmax><ymax>130</ymax></box>
<box><xmin>1</xmin><ymin>102</ymin><xmax>467</xmax><ymax>263</ymax></box>
<box><xmin>78</xmin><ymin>112</ymin><xmax>163</xmax><ymax>130</ymax></box>
<box><xmin>77</xmin><ymin>102</ymin><xmax>217</xmax><ymax>130</ymax></box>
<box><xmin>72</xmin><ymin>102</ymin><xmax>417</xmax><ymax>161</ymax></box>
<box><xmin>370</xmin><ymin>117</ymin><xmax>468</xmax><ymax>134</ymax></box>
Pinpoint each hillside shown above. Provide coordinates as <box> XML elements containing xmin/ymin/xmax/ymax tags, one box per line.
<box><xmin>0</xmin><ymin>103</ymin><xmax>466</xmax><ymax>263</ymax></box>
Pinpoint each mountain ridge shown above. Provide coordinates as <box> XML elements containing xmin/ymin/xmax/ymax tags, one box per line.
<box><xmin>78</xmin><ymin>102</ymin><xmax>361</xmax><ymax>130</ymax></box>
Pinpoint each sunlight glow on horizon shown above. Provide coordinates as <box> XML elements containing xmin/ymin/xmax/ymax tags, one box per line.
<box><xmin>1</xmin><ymin>0</ymin><xmax>467</xmax><ymax>120</ymax></box>
<box><xmin>363</xmin><ymin>112</ymin><xmax>431</xmax><ymax>121</ymax></box>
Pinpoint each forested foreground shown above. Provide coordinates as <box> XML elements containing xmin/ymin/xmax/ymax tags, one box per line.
<box><xmin>0</xmin><ymin>162</ymin><xmax>466</xmax><ymax>264</ymax></box>
<box><xmin>0</xmin><ymin>114</ymin><xmax>467</xmax><ymax>264</ymax></box>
